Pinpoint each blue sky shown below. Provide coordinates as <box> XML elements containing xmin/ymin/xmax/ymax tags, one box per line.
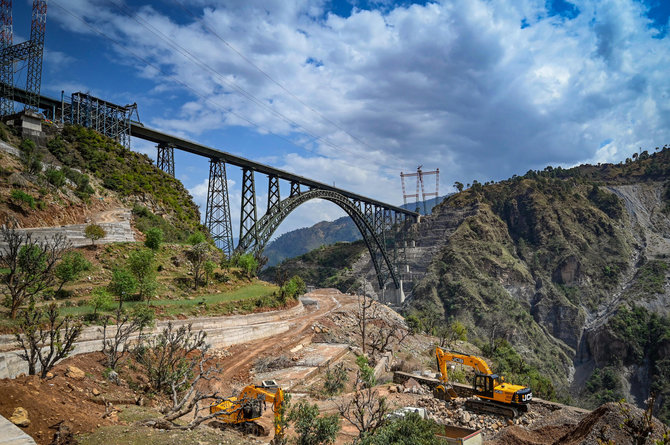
<box><xmin>8</xmin><ymin>0</ymin><xmax>670</xmax><ymax>237</ymax></box>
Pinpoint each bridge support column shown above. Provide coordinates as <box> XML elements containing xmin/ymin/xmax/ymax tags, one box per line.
<box><xmin>205</xmin><ymin>159</ymin><xmax>234</xmax><ymax>257</ymax></box>
<box><xmin>156</xmin><ymin>142</ymin><xmax>175</xmax><ymax>177</ymax></box>
<box><xmin>239</xmin><ymin>167</ymin><xmax>259</xmax><ymax>251</ymax></box>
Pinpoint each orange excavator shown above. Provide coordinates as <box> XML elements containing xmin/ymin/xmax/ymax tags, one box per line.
<box><xmin>210</xmin><ymin>380</ymin><xmax>285</xmax><ymax>440</ymax></box>
<box><xmin>435</xmin><ymin>346</ymin><xmax>532</xmax><ymax>417</ymax></box>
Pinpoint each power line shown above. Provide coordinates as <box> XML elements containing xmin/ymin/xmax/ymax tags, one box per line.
<box><xmin>173</xmin><ymin>0</ymin><xmax>385</xmax><ymax>155</ymax></box>
<box><xmin>51</xmin><ymin>0</ymin><xmax>400</xmax><ymax>176</ymax></box>
<box><xmin>107</xmin><ymin>0</ymin><xmax>393</xmax><ymax>168</ymax></box>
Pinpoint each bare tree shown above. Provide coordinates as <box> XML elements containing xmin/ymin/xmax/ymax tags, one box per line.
<box><xmin>185</xmin><ymin>242</ymin><xmax>209</xmax><ymax>290</ymax></box>
<box><xmin>101</xmin><ymin>309</ymin><xmax>149</xmax><ymax>370</ymax></box>
<box><xmin>0</xmin><ymin>225</ymin><xmax>68</xmax><ymax>318</ymax></box>
<box><xmin>356</xmin><ymin>292</ymin><xmax>375</xmax><ymax>355</ymax></box>
<box><xmin>337</xmin><ymin>359</ymin><xmax>389</xmax><ymax>439</ymax></box>
<box><xmin>15</xmin><ymin>302</ymin><xmax>82</xmax><ymax>378</ymax></box>
<box><xmin>133</xmin><ymin>322</ymin><xmax>206</xmax><ymax>393</ymax></box>
<box><xmin>368</xmin><ymin>318</ymin><xmax>410</xmax><ymax>355</ymax></box>
<box><xmin>134</xmin><ymin>323</ymin><xmax>222</xmax><ymax>430</ymax></box>
<box><xmin>154</xmin><ymin>345</ymin><xmax>222</xmax><ymax>430</ymax></box>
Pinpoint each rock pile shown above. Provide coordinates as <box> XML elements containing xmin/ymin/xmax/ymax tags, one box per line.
<box><xmin>414</xmin><ymin>396</ymin><xmax>551</xmax><ymax>438</ymax></box>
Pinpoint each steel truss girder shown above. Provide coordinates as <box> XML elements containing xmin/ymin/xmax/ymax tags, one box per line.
<box><xmin>239</xmin><ymin>168</ymin><xmax>259</xmax><ymax>249</ymax></box>
<box><xmin>238</xmin><ymin>189</ymin><xmax>400</xmax><ymax>289</ymax></box>
<box><xmin>205</xmin><ymin>159</ymin><xmax>234</xmax><ymax>257</ymax></box>
<box><xmin>156</xmin><ymin>143</ymin><xmax>175</xmax><ymax>177</ymax></box>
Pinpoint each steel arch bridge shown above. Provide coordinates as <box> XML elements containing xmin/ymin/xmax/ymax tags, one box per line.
<box><xmin>0</xmin><ymin>83</ymin><xmax>419</xmax><ymax>291</ymax></box>
<box><xmin>238</xmin><ymin>188</ymin><xmax>411</xmax><ymax>289</ymax></box>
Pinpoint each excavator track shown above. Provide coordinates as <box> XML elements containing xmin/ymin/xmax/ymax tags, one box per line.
<box><xmin>465</xmin><ymin>399</ymin><xmax>519</xmax><ymax>418</ymax></box>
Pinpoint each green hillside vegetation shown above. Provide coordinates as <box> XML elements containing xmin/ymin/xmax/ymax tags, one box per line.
<box><xmin>263</xmin><ymin>240</ymin><xmax>366</xmax><ymax>290</ymax></box>
<box><xmin>47</xmin><ymin>125</ymin><xmax>203</xmax><ymax>238</ymax></box>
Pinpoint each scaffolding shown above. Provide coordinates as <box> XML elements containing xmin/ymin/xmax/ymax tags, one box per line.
<box><xmin>70</xmin><ymin>92</ymin><xmax>137</xmax><ymax>148</ymax></box>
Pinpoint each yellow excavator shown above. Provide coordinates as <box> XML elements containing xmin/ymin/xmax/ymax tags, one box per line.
<box><xmin>210</xmin><ymin>380</ymin><xmax>285</xmax><ymax>440</ymax></box>
<box><xmin>435</xmin><ymin>346</ymin><xmax>532</xmax><ymax>417</ymax></box>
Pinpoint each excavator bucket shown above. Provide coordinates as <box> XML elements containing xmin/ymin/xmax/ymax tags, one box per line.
<box><xmin>433</xmin><ymin>384</ymin><xmax>458</xmax><ymax>401</ymax></box>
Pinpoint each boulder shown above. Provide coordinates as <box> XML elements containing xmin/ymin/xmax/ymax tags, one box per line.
<box><xmin>9</xmin><ymin>407</ymin><xmax>30</xmax><ymax>427</ymax></box>
<box><xmin>66</xmin><ymin>366</ymin><xmax>85</xmax><ymax>380</ymax></box>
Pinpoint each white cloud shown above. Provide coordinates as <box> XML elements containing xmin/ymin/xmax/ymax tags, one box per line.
<box><xmin>49</xmin><ymin>0</ymin><xmax>670</xmax><ymax>236</ymax></box>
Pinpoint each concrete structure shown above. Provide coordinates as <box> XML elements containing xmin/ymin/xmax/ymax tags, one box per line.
<box><xmin>0</xmin><ymin>301</ymin><xmax>304</xmax><ymax>379</ymax></box>
<box><xmin>0</xmin><ymin>214</ymin><xmax>135</xmax><ymax>250</ymax></box>
<box><xmin>0</xmin><ymin>414</ymin><xmax>36</xmax><ymax>445</ymax></box>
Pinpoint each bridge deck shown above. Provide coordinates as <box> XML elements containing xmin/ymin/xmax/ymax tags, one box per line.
<box><xmin>2</xmin><ymin>83</ymin><xmax>417</xmax><ymax>216</ymax></box>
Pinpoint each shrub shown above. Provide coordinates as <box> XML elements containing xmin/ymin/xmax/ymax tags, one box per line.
<box><xmin>144</xmin><ymin>227</ymin><xmax>163</xmax><ymax>250</ymax></box>
<box><xmin>19</xmin><ymin>139</ymin><xmax>42</xmax><ymax>174</ymax></box>
<box><xmin>10</xmin><ymin>189</ymin><xmax>36</xmax><ymax>209</ymax></box>
<box><xmin>187</xmin><ymin>231</ymin><xmax>206</xmax><ymax>245</ymax></box>
<box><xmin>45</xmin><ymin>167</ymin><xmax>66</xmax><ymax>189</ymax></box>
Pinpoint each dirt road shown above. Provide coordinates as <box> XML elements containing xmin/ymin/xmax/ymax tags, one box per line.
<box><xmin>211</xmin><ymin>288</ymin><xmax>346</xmax><ymax>395</ymax></box>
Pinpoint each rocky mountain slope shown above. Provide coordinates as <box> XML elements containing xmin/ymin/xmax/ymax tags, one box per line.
<box><xmin>267</xmin><ymin>147</ymin><xmax>670</xmax><ymax>422</ymax></box>
<box><xmin>0</xmin><ymin>122</ymin><xmax>203</xmax><ymax>239</ymax></box>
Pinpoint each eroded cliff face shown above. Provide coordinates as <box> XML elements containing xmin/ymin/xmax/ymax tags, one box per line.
<box><xmin>399</xmin><ymin>177</ymin><xmax>669</xmax><ymax>408</ymax></box>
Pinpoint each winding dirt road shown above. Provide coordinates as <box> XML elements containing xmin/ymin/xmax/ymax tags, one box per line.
<box><xmin>211</xmin><ymin>289</ymin><xmax>345</xmax><ymax>395</ymax></box>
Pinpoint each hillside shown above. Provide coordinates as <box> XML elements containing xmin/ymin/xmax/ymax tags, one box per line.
<box><xmin>264</xmin><ymin>195</ymin><xmax>447</xmax><ymax>267</ymax></box>
<box><xmin>0</xmin><ymin>122</ymin><xmax>202</xmax><ymax>239</ymax></box>
<box><xmin>266</xmin><ymin>146</ymin><xmax>670</xmax><ymax>422</ymax></box>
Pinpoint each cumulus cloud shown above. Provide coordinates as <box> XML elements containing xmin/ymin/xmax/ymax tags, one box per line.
<box><xmin>49</xmin><ymin>0</ymin><xmax>670</xmax><ymax>235</ymax></box>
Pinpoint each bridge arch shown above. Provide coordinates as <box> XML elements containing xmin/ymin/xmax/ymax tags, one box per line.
<box><xmin>238</xmin><ymin>189</ymin><xmax>400</xmax><ymax>289</ymax></box>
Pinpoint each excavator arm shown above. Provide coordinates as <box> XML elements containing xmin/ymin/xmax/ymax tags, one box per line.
<box><xmin>435</xmin><ymin>346</ymin><xmax>493</xmax><ymax>383</ymax></box>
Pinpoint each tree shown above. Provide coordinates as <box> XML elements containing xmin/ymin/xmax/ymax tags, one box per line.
<box><xmin>337</xmin><ymin>356</ymin><xmax>388</xmax><ymax>440</ymax></box>
<box><xmin>15</xmin><ymin>302</ymin><xmax>82</xmax><ymax>378</ymax></box>
<box><xmin>187</xmin><ymin>231</ymin><xmax>206</xmax><ymax>245</ymax></box>
<box><xmin>236</xmin><ymin>253</ymin><xmax>258</xmax><ymax>279</ymax></box>
<box><xmin>0</xmin><ymin>226</ymin><xmax>68</xmax><ymax>318</ymax></box>
<box><xmin>128</xmin><ymin>249</ymin><xmax>157</xmax><ymax>304</ymax></box>
<box><xmin>453</xmin><ymin>181</ymin><xmax>464</xmax><ymax>193</ymax></box>
<box><xmin>359</xmin><ymin>412</ymin><xmax>441</xmax><ymax>445</ymax></box>
<box><xmin>144</xmin><ymin>227</ymin><xmax>163</xmax><ymax>250</ymax></box>
<box><xmin>108</xmin><ymin>267</ymin><xmax>137</xmax><ymax>310</ymax></box>
<box><xmin>280</xmin><ymin>275</ymin><xmax>306</xmax><ymax>303</ymax></box>
<box><xmin>185</xmin><ymin>242</ymin><xmax>209</xmax><ymax>290</ymax></box>
<box><xmin>54</xmin><ymin>250</ymin><xmax>91</xmax><ymax>295</ymax></box>
<box><xmin>288</xmin><ymin>401</ymin><xmax>341</xmax><ymax>445</ymax></box>
<box><xmin>356</xmin><ymin>292</ymin><xmax>375</xmax><ymax>355</ymax></box>
<box><xmin>134</xmin><ymin>322</ymin><xmax>206</xmax><ymax>393</ymax></box>
<box><xmin>90</xmin><ymin>288</ymin><xmax>115</xmax><ymax>317</ymax></box>
<box><xmin>323</xmin><ymin>363</ymin><xmax>348</xmax><ymax>396</ymax></box>
<box><xmin>203</xmin><ymin>260</ymin><xmax>216</xmax><ymax>285</ymax></box>
<box><xmin>84</xmin><ymin>224</ymin><xmax>106</xmax><ymax>246</ymax></box>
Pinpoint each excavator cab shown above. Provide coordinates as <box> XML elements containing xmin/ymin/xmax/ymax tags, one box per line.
<box><xmin>473</xmin><ymin>374</ymin><xmax>499</xmax><ymax>399</ymax></box>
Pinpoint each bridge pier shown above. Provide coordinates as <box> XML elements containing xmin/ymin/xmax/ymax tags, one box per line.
<box><xmin>205</xmin><ymin>159</ymin><xmax>234</xmax><ymax>256</ymax></box>
<box><xmin>156</xmin><ymin>142</ymin><xmax>175</xmax><ymax>177</ymax></box>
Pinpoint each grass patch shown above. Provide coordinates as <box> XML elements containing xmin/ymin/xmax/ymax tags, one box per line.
<box><xmin>60</xmin><ymin>282</ymin><xmax>279</xmax><ymax>318</ymax></box>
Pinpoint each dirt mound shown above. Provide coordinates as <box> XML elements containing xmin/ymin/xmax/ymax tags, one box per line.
<box><xmin>556</xmin><ymin>401</ymin><xmax>667</xmax><ymax>445</ymax></box>
<box><xmin>0</xmin><ymin>352</ymin><xmax>130</xmax><ymax>445</ymax></box>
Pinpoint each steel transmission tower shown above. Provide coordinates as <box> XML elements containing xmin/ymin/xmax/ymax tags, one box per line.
<box><xmin>400</xmin><ymin>166</ymin><xmax>439</xmax><ymax>214</ymax></box>
<box><xmin>0</xmin><ymin>0</ymin><xmax>47</xmax><ymax>116</ymax></box>
<box><xmin>25</xmin><ymin>0</ymin><xmax>46</xmax><ymax>112</ymax></box>
<box><xmin>0</xmin><ymin>0</ymin><xmax>13</xmax><ymax>116</ymax></box>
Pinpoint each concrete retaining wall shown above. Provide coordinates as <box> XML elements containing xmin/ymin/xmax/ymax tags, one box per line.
<box><xmin>0</xmin><ymin>302</ymin><xmax>304</xmax><ymax>379</ymax></box>
<box><xmin>0</xmin><ymin>414</ymin><xmax>36</xmax><ymax>444</ymax></box>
